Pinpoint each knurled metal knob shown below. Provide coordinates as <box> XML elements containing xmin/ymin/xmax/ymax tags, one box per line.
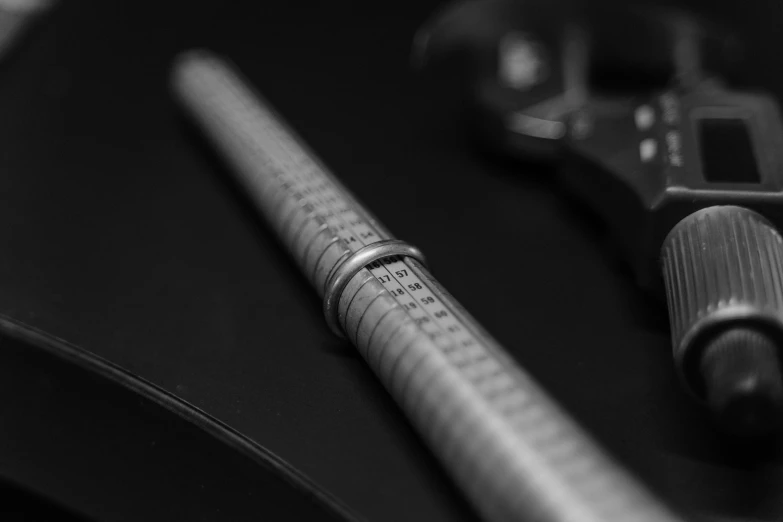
<box><xmin>661</xmin><ymin>205</ymin><xmax>783</xmax><ymax>436</ymax></box>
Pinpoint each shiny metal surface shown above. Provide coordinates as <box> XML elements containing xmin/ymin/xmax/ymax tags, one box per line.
<box><xmin>323</xmin><ymin>239</ymin><xmax>427</xmax><ymax>338</ymax></box>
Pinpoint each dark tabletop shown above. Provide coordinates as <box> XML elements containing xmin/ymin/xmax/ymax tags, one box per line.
<box><xmin>2</xmin><ymin>1</ymin><xmax>783</xmax><ymax>521</ymax></box>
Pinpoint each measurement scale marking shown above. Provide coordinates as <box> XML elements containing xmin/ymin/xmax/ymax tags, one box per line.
<box><xmin>185</xmin><ymin>55</ymin><xmax>671</xmax><ymax>521</ymax></box>
<box><xmin>353</xmin><ymin>291</ymin><xmax>399</xmax><ymax>352</ymax></box>
<box><xmin>348</xmin><ymin>282</ymin><xmax>386</xmax><ymax>345</ymax></box>
<box><xmin>174</xmin><ymin>50</ymin><xmax>686</xmax><ymax>522</ymax></box>
<box><xmin>370</xmin><ymin>309</ymin><xmax>413</xmax><ymax>374</ymax></box>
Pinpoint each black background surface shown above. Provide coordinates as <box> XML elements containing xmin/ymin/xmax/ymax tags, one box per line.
<box><xmin>2</xmin><ymin>0</ymin><xmax>783</xmax><ymax>521</ymax></box>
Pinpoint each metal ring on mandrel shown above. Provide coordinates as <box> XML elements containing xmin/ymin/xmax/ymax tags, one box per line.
<box><xmin>323</xmin><ymin>239</ymin><xmax>427</xmax><ymax>338</ymax></box>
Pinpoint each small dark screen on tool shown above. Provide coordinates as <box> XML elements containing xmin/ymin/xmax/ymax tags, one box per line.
<box><xmin>699</xmin><ymin>117</ymin><xmax>761</xmax><ymax>183</ymax></box>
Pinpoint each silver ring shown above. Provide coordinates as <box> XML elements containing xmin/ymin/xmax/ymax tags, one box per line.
<box><xmin>323</xmin><ymin>239</ymin><xmax>427</xmax><ymax>338</ymax></box>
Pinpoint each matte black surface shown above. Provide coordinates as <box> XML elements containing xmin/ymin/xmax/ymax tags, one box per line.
<box><xmin>0</xmin><ymin>479</ymin><xmax>90</xmax><ymax>522</ymax></box>
<box><xmin>0</xmin><ymin>318</ymin><xmax>355</xmax><ymax>522</ymax></box>
<box><xmin>2</xmin><ymin>1</ymin><xmax>783</xmax><ymax>521</ymax></box>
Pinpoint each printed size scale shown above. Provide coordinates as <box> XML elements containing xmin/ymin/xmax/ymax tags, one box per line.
<box><xmin>172</xmin><ymin>50</ymin><xmax>686</xmax><ymax>522</ymax></box>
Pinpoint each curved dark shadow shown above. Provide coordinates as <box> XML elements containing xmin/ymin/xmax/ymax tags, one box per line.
<box><xmin>0</xmin><ymin>313</ymin><xmax>361</xmax><ymax>522</ymax></box>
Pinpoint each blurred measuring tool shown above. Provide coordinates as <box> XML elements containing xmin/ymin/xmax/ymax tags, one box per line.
<box><xmin>0</xmin><ymin>0</ymin><xmax>55</xmax><ymax>59</ymax></box>
<box><xmin>172</xmin><ymin>50</ymin><xmax>686</xmax><ymax>522</ymax></box>
<box><xmin>419</xmin><ymin>0</ymin><xmax>783</xmax><ymax>437</ymax></box>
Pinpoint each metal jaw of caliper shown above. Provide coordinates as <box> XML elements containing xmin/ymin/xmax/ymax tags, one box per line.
<box><xmin>417</xmin><ymin>0</ymin><xmax>783</xmax><ymax>437</ymax></box>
